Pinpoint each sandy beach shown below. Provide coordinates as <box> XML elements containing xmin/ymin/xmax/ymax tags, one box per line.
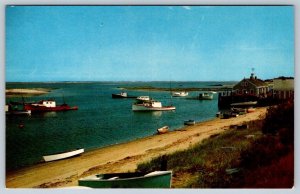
<box><xmin>6</xmin><ymin>88</ymin><xmax>50</xmax><ymax>97</ymax></box>
<box><xmin>6</xmin><ymin>107</ymin><xmax>267</xmax><ymax>188</ymax></box>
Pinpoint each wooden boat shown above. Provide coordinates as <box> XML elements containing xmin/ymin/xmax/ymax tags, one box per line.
<box><xmin>172</xmin><ymin>91</ymin><xmax>188</xmax><ymax>97</ymax></box>
<box><xmin>198</xmin><ymin>92</ymin><xmax>214</xmax><ymax>100</ymax></box>
<box><xmin>43</xmin><ymin>148</ymin><xmax>84</xmax><ymax>162</ymax></box>
<box><xmin>157</xmin><ymin>126</ymin><xmax>169</xmax><ymax>134</ymax></box>
<box><xmin>132</xmin><ymin>96</ymin><xmax>175</xmax><ymax>111</ymax></box>
<box><xmin>24</xmin><ymin>100</ymin><xmax>78</xmax><ymax>112</ymax></box>
<box><xmin>78</xmin><ymin>171</ymin><xmax>172</xmax><ymax>188</ymax></box>
<box><xmin>184</xmin><ymin>120</ymin><xmax>196</xmax><ymax>125</ymax></box>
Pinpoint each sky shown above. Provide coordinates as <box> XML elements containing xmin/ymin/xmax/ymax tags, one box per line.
<box><xmin>5</xmin><ymin>5</ymin><xmax>294</xmax><ymax>82</ymax></box>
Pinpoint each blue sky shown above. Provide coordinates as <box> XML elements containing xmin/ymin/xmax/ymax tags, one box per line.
<box><xmin>6</xmin><ymin>5</ymin><xmax>294</xmax><ymax>82</ymax></box>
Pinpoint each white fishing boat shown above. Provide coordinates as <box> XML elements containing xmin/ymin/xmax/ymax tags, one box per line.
<box><xmin>172</xmin><ymin>91</ymin><xmax>188</xmax><ymax>97</ymax></box>
<box><xmin>157</xmin><ymin>126</ymin><xmax>169</xmax><ymax>134</ymax></box>
<box><xmin>132</xmin><ymin>96</ymin><xmax>175</xmax><ymax>111</ymax></box>
<box><xmin>43</xmin><ymin>148</ymin><xmax>84</xmax><ymax>162</ymax></box>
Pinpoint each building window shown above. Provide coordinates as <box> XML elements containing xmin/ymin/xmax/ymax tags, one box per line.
<box><xmin>250</xmin><ymin>89</ymin><xmax>254</xmax><ymax>94</ymax></box>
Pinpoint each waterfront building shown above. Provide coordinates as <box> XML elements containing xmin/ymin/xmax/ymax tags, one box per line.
<box><xmin>232</xmin><ymin>73</ymin><xmax>269</xmax><ymax>98</ymax></box>
<box><xmin>272</xmin><ymin>77</ymin><xmax>294</xmax><ymax>100</ymax></box>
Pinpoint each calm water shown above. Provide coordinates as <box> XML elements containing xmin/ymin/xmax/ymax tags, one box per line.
<box><xmin>6</xmin><ymin>81</ymin><xmax>231</xmax><ymax>171</ymax></box>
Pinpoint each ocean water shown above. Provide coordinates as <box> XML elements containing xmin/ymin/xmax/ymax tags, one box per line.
<box><xmin>6</xmin><ymin>81</ymin><xmax>232</xmax><ymax>171</ymax></box>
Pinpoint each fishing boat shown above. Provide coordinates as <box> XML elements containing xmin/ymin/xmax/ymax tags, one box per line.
<box><xmin>78</xmin><ymin>171</ymin><xmax>172</xmax><ymax>188</ymax></box>
<box><xmin>112</xmin><ymin>92</ymin><xmax>137</xmax><ymax>99</ymax></box>
<box><xmin>24</xmin><ymin>100</ymin><xmax>78</xmax><ymax>112</ymax></box>
<box><xmin>184</xmin><ymin>120</ymin><xmax>196</xmax><ymax>126</ymax></box>
<box><xmin>132</xmin><ymin>96</ymin><xmax>175</xmax><ymax>111</ymax></box>
<box><xmin>43</xmin><ymin>148</ymin><xmax>84</xmax><ymax>162</ymax></box>
<box><xmin>157</xmin><ymin>126</ymin><xmax>169</xmax><ymax>134</ymax></box>
<box><xmin>198</xmin><ymin>92</ymin><xmax>214</xmax><ymax>100</ymax></box>
<box><xmin>172</xmin><ymin>91</ymin><xmax>188</xmax><ymax>97</ymax></box>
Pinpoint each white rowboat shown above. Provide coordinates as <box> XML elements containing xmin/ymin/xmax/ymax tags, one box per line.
<box><xmin>43</xmin><ymin>148</ymin><xmax>84</xmax><ymax>162</ymax></box>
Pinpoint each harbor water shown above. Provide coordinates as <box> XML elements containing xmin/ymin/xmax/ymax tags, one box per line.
<box><xmin>6</xmin><ymin>81</ymin><xmax>233</xmax><ymax>171</ymax></box>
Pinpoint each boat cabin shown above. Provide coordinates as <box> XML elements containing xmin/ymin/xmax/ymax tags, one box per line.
<box><xmin>34</xmin><ymin>100</ymin><xmax>56</xmax><ymax>107</ymax></box>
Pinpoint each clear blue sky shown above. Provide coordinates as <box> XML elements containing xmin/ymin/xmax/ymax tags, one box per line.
<box><xmin>6</xmin><ymin>5</ymin><xmax>294</xmax><ymax>82</ymax></box>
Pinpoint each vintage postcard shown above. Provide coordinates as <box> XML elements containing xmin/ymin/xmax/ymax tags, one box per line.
<box><xmin>5</xmin><ymin>5</ymin><xmax>294</xmax><ymax>189</ymax></box>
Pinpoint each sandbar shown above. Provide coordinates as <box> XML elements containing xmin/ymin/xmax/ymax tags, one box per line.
<box><xmin>6</xmin><ymin>88</ymin><xmax>50</xmax><ymax>97</ymax></box>
<box><xmin>6</xmin><ymin>107</ymin><xmax>267</xmax><ymax>188</ymax></box>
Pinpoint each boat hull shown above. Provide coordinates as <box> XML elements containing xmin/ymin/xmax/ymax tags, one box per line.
<box><xmin>78</xmin><ymin>171</ymin><xmax>172</xmax><ymax>188</ymax></box>
<box><xmin>132</xmin><ymin>104</ymin><xmax>176</xmax><ymax>111</ymax></box>
<box><xmin>24</xmin><ymin>104</ymin><xmax>78</xmax><ymax>112</ymax></box>
<box><xmin>43</xmin><ymin>148</ymin><xmax>84</xmax><ymax>162</ymax></box>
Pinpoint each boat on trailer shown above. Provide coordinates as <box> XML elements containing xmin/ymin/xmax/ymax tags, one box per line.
<box><xmin>43</xmin><ymin>148</ymin><xmax>84</xmax><ymax>162</ymax></box>
<box><xmin>78</xmin><ymin>171</ymin><xmax>172</xmax><ymax>188</ymax></box>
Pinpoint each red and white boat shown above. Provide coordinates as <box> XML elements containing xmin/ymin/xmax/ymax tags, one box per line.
<box><xmin>24</xmin><ymin>100</ymin><xmax>78</xmax><ymax>112</ymax></box>
<box><xmin>132</xmin><ymin>96</ymin><xmax>175</xmax><ymax>111</ymax></box>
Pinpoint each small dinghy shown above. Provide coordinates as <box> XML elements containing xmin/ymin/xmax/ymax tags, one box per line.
<box><xmin>157</xmin><ymin>126</ymin><xmax>169</xmax><ymax>134</ymax></box>
<box><xmin>43</xmin><ymin>148</ymin><xmax>84</xmax><ymax>162</ymax></box>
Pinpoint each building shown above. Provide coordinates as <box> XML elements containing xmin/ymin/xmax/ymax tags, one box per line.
<box><xmin>273</xmin><ymin>77</ymin><xmax>294</xmax><ymax>100</ymax></box>
<box><xmin>232</xmin><ymin>73</ymin><xmax>269</xmax><ymax>98</ymax></box>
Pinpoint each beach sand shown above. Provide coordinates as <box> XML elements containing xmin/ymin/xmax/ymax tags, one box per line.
<box><xmin>6</xmin><ymin>107</ymin><xmax>267</xmax><ymax>188</ymax></box>
<box><xmin>6</xmin><ymin>88</ymin><xmax>50</xmax><ymax>97</ymax></box>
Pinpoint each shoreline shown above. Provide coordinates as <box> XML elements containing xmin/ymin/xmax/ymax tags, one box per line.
<box><xmin>6</xmin><ymin>107</ymin><xmax>267</xmax><ymax>188</ymax></box>
<box><xmin>6</xmin><ymin>88</ymin><xmax>51</xmax><ymax>97</ymax></box>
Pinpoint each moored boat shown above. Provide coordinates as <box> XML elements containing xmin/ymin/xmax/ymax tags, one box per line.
<box><xmin>132</xmin><ymin>96</ymin><xmax>175</xmax><ymax>111</ymax></box>
<box><xmin>172</xmin><ymin>91</ymin><xmax>188</xmax><ymax>97</ymax></box>
<box><xmin>184</xmin><ymin>120</ymin><xmax>196</xmax><ymax>126</ymax></box>
<box><xmin>157</xmin><ymin>126</ymin><xmax>169</xmax><ymax>134</ymax></box>
<box><xmin>112</xmin><ymin>92</ymin><xmax>137</xmax><ymax>99</ymax></box>
<box><xmin>78</xmin><ymin>171</ymin><xmax>172</xmax><ymax>188</ymax></box>
<box><xmin>43</xmin><ymin>148</ymin><xmax>84</xmax><ymax>162</ymax></box>
<box><xmin>24</xmin><ymin>100</ymin><xmax>78</xmax><ymax>112</ymax></box>
<box><xmin>198</xmin><ymin>92</ymin><xmax>214</xmax><ymax>100</ymax></box>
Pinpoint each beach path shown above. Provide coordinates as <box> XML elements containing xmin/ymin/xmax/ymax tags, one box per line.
<box><xmin>6</xmin><ymin>107</ymin><xmax>267</xmax><ymax>188</ymax></box>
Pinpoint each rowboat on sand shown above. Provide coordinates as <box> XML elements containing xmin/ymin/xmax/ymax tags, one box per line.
<box><xmin>157</xmin><ymin>126</ymin><xmax>169</xmax><ymax>134</ymax></box>
<box><xmin>78</xmin><ymin>171</ymin><xmax>172</xmax><ymax>188</ymax></box>
<box><xmin>43</xmin><ymin>148</ymin><xmax>84</xmax><ymax>162</ymax></box>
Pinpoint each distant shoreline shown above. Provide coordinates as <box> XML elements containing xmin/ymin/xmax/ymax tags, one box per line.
<box><xmin>120</xmin><ymin>85</ymin><xmax>234</xmax><ymax>92</ymax></box>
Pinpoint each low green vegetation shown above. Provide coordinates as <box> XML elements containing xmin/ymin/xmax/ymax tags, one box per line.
<box><xmin>136</xmin><ymin>101</ymin><xmax>294</xmax><ymax>188</ymax></box>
